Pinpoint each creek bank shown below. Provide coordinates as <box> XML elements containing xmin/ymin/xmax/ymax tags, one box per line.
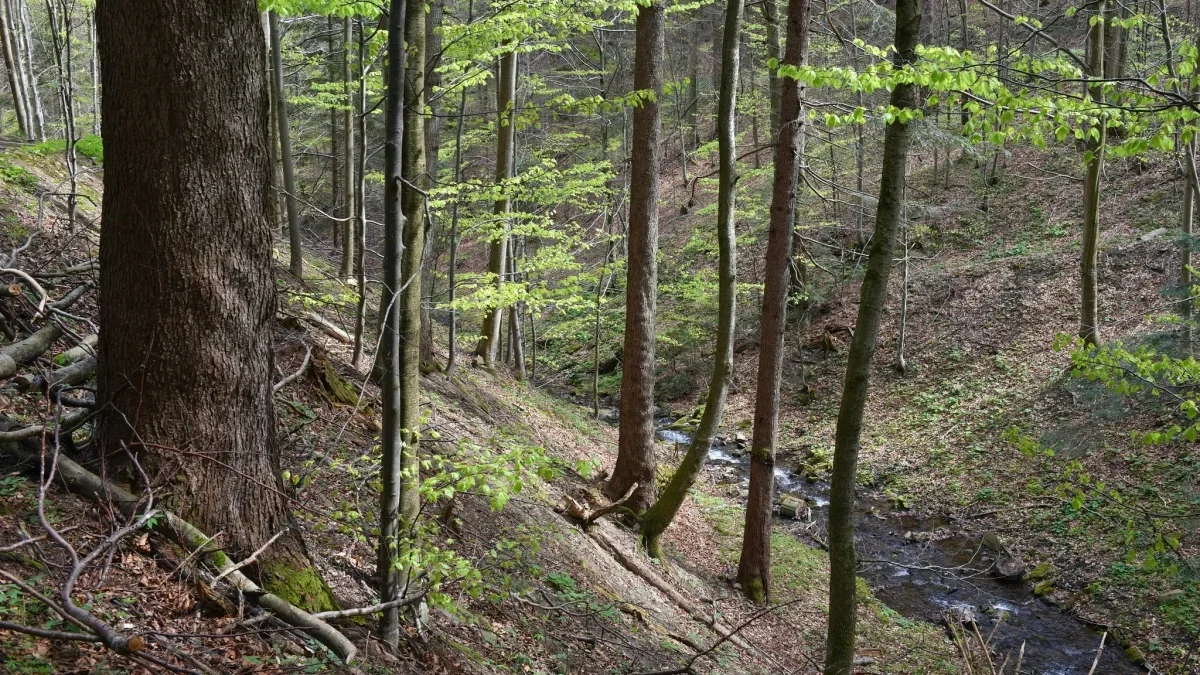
<box><xmin>654</xmin><ymin>423</ymin><xmax>1142</xmax><ymax>675</ymax></box>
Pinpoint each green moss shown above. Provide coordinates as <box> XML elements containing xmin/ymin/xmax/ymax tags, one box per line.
<box><xmin>263</xmin><ymin>562</ymin><xmax>338</xmax><ymax>613</ymax></box>
<box><xmin>210</xmin><ymin>550</ymin><xmax>229</xmax><ymax>568</ymax></box>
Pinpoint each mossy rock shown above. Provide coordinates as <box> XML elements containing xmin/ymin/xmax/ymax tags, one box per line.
<box><xmin>1124</xmin><ymin>646</ymin><xmax>1146</xmax><ymax>665</ymax></box>
<box><xmin>263</xmin><ymin>562</ymin><xmax>338</xmax><ymax>613</ymax></box>
<box><xmin>1023</xmin><ymin>561</ymin><xmax>1054</xmax><ymax>581</ymax></box>
<box><xmin>312</xmin><ymin>353</ymin><xmax>358</xmax><ymax>406</ymax></box>
<box><xmin>1032</xmin><ymin>579</ymin><xmax>1055</xmax><ymax>597</ymax></box>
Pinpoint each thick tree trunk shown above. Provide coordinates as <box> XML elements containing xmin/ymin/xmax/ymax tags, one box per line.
<box><xmin>734</xmin><ymin>0</ymin><xmax>811</xmax><ymax>603</ymax></box>
<box><xmin>269</xmin><ymin>11</ymin><xmax>303</xmax><ymax>278</ymax></box>
<box><xmin>608</xmin><ymin>1</ymin><xmax>664</xmax><ymax>513</ymax></box>
<box><xmin>475</xmin><ymin>49</ymin><xmax>516</xmax><ymax>368</ymax></box>
<box><xmin>1080</xmin><ymin>0</ymin><xmax>1106</xmax><ymax>346</ymax></box>
<box><xmin>641</xmin><ymin>0</ymin><xmax>743</xmax><ymax>557</ymax></box>
<box><xmin>95</xmin><ymin>0</ymin><xmax>332</xmax><ymax>611</ymax></box>
<box><xmin>340</xmin><ymin>16</ymin><xmax>355</xmax><ymax>283</ymax></box>
<box><xmin>824</xmin><ymin>0</ymin><xmax>921</xmax><ymax>669</ymax></box>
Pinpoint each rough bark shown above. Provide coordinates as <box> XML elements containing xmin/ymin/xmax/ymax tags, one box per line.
<box><xmin>475</xmin><ymin>48</ymin><xmax>516</xmax><ymax>368</ymax></box>
<box><xmin>608</xmin><ymin>1</ymin><xmax>664</xmax><ymax>513</ymax></box>
<box><xmin>641</xmin><ymin>0</ymin><xmax>744</xmax><ymax>556</ymax></box>
<box><xmin>735</xmin><ymin>0</ymin><xmax>811</xmax><ymax>603</ymax></box>
<box><xmin>824</xmin><ymin>0</ymin><xmax>920</xmax><ymax>669</ymax></box>
<box><xmin>1080</xmin><ymin>0</ymin><xmax>1106</xmax><ymax>346</ymax></box>
<box><xmin>95</xmin><ymin>0</ymin><xmax>332</xmax><ymax>611</ymax></box>
<box><xmin>377</xmin><ymin>0</ymin><xmax>410</xmax><ymax>647</ymax></box>
<box><xmin>0</xmin><ymin>323</ymin><xmax>62</xmax><ymax>379</ymax></box>
<box><xmin>269</xmin><ymin>11</ymin><xmax>303</xmax><ymax>278</ymax></box>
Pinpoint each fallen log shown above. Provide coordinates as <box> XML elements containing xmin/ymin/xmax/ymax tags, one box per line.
<box><xmin>0</xmin><ymin>409</ymin><xmax>91</xmax><ymax>443</ymax></box>
<box><xmin>302</xmin><ymin>310</ymin><xmax>353</xmax><ymax>344</ymax></box>
<box><xmin>0</xmin><ymin>324</ymin><xmax>63</xmax><ymax>379</ymax></box>
<box><xmin>16</xmin><ymin>355</ymin><xmax>96</xmax><ymax>395</ymax></box>
<box><xmin>48</xmin><ymin>282</ymin><xmax>93</xmax><ymax>312</ymax></box>
<box><xmin>58</xmin><ymin>333</ymin><xmax>98</xmax><ymax>364</ymax></box>
<box><xmin>0</xmin><ymin>435</ymin><xmax>358</xmax><ymax>664</ymax></box>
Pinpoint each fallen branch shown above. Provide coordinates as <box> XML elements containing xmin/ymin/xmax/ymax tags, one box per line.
<box><xmin>0</xmin><ymin>409</ymin><xmax>91</xmax><ymax>443</ymax></box>
<box><xmin>33</xmin><ymin>259</ymin><xmax>98</xmax><ymax>279</ymax></box>
<box><xmin>556</xmin><ymin>482</ymin><xmax>638</xmax><ymax>525</ymax></box>
<box><xmin>0</xmin><ymin>437</ymin><xmax>358</xmax><ymax>665</ymax></box>
<box><xmin>0</xmin><ymin>267</ymin><xmax>49</xmax><ymax>315</ymax></box>
<box><xmin>58</xmin><ymin>333</ymin><xmax>98</xmax><ymax>364</ymax></box>
<box><xmin>0</xmin><ymin>324</ymin><xmax>63</xmax><ymax>379</ymax></box>
<box><xmin>302</xmin><ymin>310</ymin><xmax>352</xmax><ymax>344</ymax></box>
<box><xmin>273</xmin><ymin>346</ymin><xmax>313</xmax><ymax>394</ymax></box>
<box><xmin>17</xmin><ymin>355</ymin><xmax>97</xmax><ymax>396</ymax></box>
<box><xmin>48</xmin><ymin>282</ymin><xmax>93</xmax><ymax>312</ymax></box>
<box><xmin>310</xmin><ymin>593</ymin><xmax>424</xmax><ymax>620</ymax></box>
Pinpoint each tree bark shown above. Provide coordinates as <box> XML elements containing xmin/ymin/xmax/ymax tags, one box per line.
<box><xmin>446</xmin><ymin>79</ymin><xmax>467</xmax><ymax>375</ymax></box>
<box><xmin>507</xmin><ymin>237</ymin><xmax>526</xmax><ymax>380</ymax></box>
<box><xmin>734</xmin><ymin>0</ymin><xmax>810</xmax><ymax>603</ymax></box>
<box><xmin>18</xmin><ymin>0</ymin><xmax>44</xmax><ymax>141</ymax></box>
<box><xmin>1080</xmin><ymin>0</ymin><xmax>1106</xmax><ymax>346</ymax></box>
<box><xmin>641</xmin><ymin>0</ymin><xmax>744</xmax><ymax>557</ymax></box>
<box><xmin>352</xmin><ymin>19</ymin><xmax>368</xmax><ymax>370</ymax></box>
<box><xmin>95</xmin><ymin>0</ymin><xmax>332</xmax><ymax>611</ymax></box>
<box><xmin>0</xmin><ymin>0</ymin><xmax>27</xmax><ymax>138</ymax></box>
<box><xmin>824</xmin><ymin>0</ymin><xmax>920</xmax><ymax>668</ymax></box>
<box><xmin>269</xmin><ymin>11</ymin><xmax>303</xmax><ymax>278</ymax></box>
<box><xmin>475</xmin><ymin>48</ymin><xmax>516</xmax><ymax>368</ymax></box>
<box><xmin>761</xmin><ymin>0</ymin><xmax>782</xmax><ymax>140</ymax></box>
<box><xmin>340</xmin><ymin>16</ymin><xmax>355</xmax><ymax>283</ymax></box>
<box><xmin>45</xmin><ymin>0</ymin><xmax>76</xmax><ymax>230</ymax></box>
<box><xmin>377</xmin><ymin>0</ymin><xmax>410</xmax><ymax>647</ymax></box>
<box><xmin>608</xmin><ymin>1</ymin><xmax>664</xmax><ymax>513</ymax></box>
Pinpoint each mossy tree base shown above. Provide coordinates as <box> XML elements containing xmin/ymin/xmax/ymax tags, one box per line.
<box><xmin>263</xmin><ymin>562</ymin><xmax>339</xmax><ymax>613</ymax></box>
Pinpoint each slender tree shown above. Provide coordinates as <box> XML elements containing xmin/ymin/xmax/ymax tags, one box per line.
<box><xmin>824</xmin><ymin>0</ymin><xmax>920</xmax><ymax>668</ymax></box>
<box><xmin>640</xmin><ymin>0</ymin><xmax>743</xmax><ymax>556</ymax></box>
<box><xmin>762</xmin><ymin>0</ymin><xmax>782</xmax><ymax>140</ymax></box>
<box><xmin>1080</xmin><ymin>0</ymin><xmax>1106</xmax><ymax>346</ymax></box>
<box><xmin>95</xmin><ymin>0</ymin><xmax>333</xmax><ymax>610</ymax></box>
<box><xmin>269</xmin><ymin>10</ymin><xmax>304</xmax><ymax>278</ymax></box>
<box><xmin>340</xmin><ymin>15</ymin><xmax>355</xmax><ymax>284</ymax></box>
<box><xmin>0</xmin><ymin>0</ymin><xmax>27</xmax><ymax>138</ymax></box>
<box><xmin>734</xmin><ymin>0</ymin><xmax>811</xmax><ymax>602</ymax></box>
<box><xmin>377</xmin><ymin>0</ymin><xmax>409</xmax><ymax>647</ymax></box>
<box><xmin>608</xmin><ymin>0</ymin><xmax>664</xmax><ymax>512</ymax></box>
<box><xmin>18</xmin><ymin>0</ymin><xmax>44</xmax><ymax>141</ymax></box>
<box><xmin>475</xmin><ymin>48</ymin><xmax>516</xmax><ymax>368</ymax></box>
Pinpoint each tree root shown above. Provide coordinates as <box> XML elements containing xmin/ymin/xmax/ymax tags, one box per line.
<box><xmin>0</xmin><ymin>436</ymin><xmax>359</xmax><ymax>665</ymax></box>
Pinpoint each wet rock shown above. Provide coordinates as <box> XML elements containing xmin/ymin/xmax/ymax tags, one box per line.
<box><xmin>992</xmin><ymin>555</ymin><xmax>1026</xmax><ymax>582</ymax></box>
<box><xmin>597</xmin><ymin>407</ymin><xmax>618</xmax><ymax>423</ymax></box>
<box><xmin>734</xmin><ymin>431</ymin><xmax>748</xmax><ymax>448</ymax></box>
<box><xmin>981</xmin><ymin>531</ymin><xmax>1004</xmax><ymax>552</ymax></box>
<box><xmin>944</xmin><ymin>603</ymin><xmax>977</xmax><ymax>625</ymax></box>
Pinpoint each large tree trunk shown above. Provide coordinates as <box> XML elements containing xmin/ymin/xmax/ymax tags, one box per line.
<box><xmin>95</xmin><ymin>0</ymin><xmax>333</xmax><ymax>611</ymax></box>
<box><xmin>1079</xmin><ymin>0</ymin><xmax>1106</xmax><ymax>346</ymax></box>
<box><xmin>735</xmin><ymin>0</ymin><xmax>811</xmax><ymax>603</ymax></box>
<box><xmin>823</xmin><ymin>0</ymin><xmax>920</xmax><ymax>669</ymax></box>
<box><xmin>607</xmin><ymin>1</ymin><xmax>664</xmax><ymax>513</ymax></box>
<box><xmin>475</xmin><ymin>49</ymin><xmax>516</xmax><ymax>368</ymax></box>
<box><xmin>269</xmin><ymin>11</ymin><xmax>303</xmax><ymax>278</ymax></box>
<box><xmin>641</xmin><ymin>0</ymin><xmax>743</xmax><ymax>557</ymax></box>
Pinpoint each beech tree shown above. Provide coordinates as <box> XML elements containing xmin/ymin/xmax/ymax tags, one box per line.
<box><xmin>823</xmin><ymin>0</ymin><xmax>921</xmax><ymax>668</ymax></box>
<box><xmin>95</xmin><ymin>0</ymin><xmax>333</xmax><ymax>610</ymax></box>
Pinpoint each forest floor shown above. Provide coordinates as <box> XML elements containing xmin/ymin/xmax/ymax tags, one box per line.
<box><xmin>0</xmin><ymin>143</ymin><xmax>965</xmax><ymax>674</ymax></box>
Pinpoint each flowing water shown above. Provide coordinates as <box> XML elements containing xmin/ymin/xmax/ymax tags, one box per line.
<box><xmin>655</xmin><ymin>424</ymin><xmax>1141</xmax><ymax>674</ymax></box>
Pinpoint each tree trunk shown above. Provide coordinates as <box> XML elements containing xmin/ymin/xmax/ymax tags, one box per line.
<box><xmin>269</xmin><ymin>11</ymin><xmax>303</xmax><ymax>278</ymax></box>
<box><xmin>734</xmin><ymin>0</ymin><xmax>810</xmax><ymax>603</ymax></box>
<box><xmin>19</xmin><ymin>0</ymin><xmax>44</xmax><ymax>141</ymax></box>
<box><xmin>352</xmin><ymin>20</ymin><xmax>368</xmax><ymax>370</ymax></box>
<box><xmin>475</xmin><ymin>48</ymin><xmax>516</xmax><ymax>368</ymax></box>
<box><xmin>608</xmin><ymin>0</ymin><xmax>664</xmax><ymax>513</ymax></box>
<box><xmin>1182</xmin><ymin>139</ymin><xmax>1195</xmax><ymax>328</ymax></box>
<box><xmin>328</xmin><ymin>16</ymin><xmax>341</xmax><ymax>244</ymax></box>
<box><xmin>446</xmin><ymin>81</ymin><xmax>468</xmax><ymax>375</ymax></box>
<box><xmin>377</xmin><ymin>0</ymin><xmax>411</xmax><ymax>647</ymax></box>
<box><xmin>761</xmin><ymin>0</ymin><xmax>781</xmax><ymax>140</ymax></box>
<box><xmin>95</xmin><ymin>0</ymin><xmax>333</xmax><ymax>611</ymax></box>
<box><xmin>89</xmin><ymin>10</ymin><xmax>98</xmax><ymax>136</ymax></box>
<box><xmin>0</xmin><ymin>0</ymin><xmax>27</xmax><ymax>138</ymax></box>
<box><xmin>824</xmin><ymin>0</ymin><xmax>920</xmax><ymax>668</ymax></box>
<box><xmin>507</xmin><ymin>237</ymin><xmax>526</xmax><ymax>380</ymax></box>
<box><xmin>340</xmin><ymin>16</ymin><xmax>355</xmax><ymax>283</ymax></box>
<box><xmin>45</xmin><ymin>0</ymin><xmax>76</xmax><ymax>230</ymax></box>
<box><xmin>1080</xmin><ymin>0</ymin><xmax>1106</xmax><ymax>346</ymax></box>
<box><xmin>641</xmin><ymin>0</ymin><xmax>743</xmax><ymax>557</ymax></box>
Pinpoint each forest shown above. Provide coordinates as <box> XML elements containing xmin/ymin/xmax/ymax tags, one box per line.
<box><xmin>1</xmin><ymin>0</ymin><xmax>1199</xmax><ymax>672</ymax></box>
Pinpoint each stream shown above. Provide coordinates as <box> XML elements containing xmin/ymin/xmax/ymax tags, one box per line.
<box><xmin>653</xmin><ymin>425</ymin><xmax>1141</xmax><ymax>675</ymax></box>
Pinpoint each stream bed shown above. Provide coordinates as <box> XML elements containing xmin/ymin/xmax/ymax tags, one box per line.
<box><xmin>654</xmin><ymin>425</ymin><xmax>1141</xmax><ymax>674</ymax></box>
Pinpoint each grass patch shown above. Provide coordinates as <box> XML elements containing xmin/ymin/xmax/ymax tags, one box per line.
<box><xmin>31</xmin><ymin>134</ymin><xmax>103</xmax><ymax>163</ymax></box>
